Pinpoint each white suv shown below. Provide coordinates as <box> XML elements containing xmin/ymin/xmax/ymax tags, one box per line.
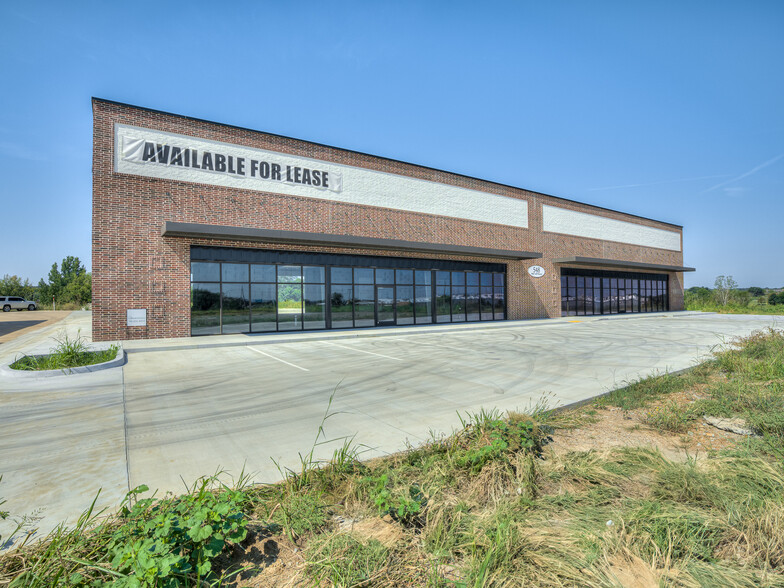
<box><xmin>0</xmin><ymin>296</ymin><xmax>37</xmax><ymax>312</ymax></box>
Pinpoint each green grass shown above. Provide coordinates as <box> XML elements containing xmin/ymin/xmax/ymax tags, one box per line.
<box><xmin>596</xmin><ymin>328</ymin><xmax>784</xmax><ymax>455</ymax></box>
<box><xmin>305</xmin><ymin>533</ymin><xmax>389</xmax><ymax>586</ymax></box>
<box><xmin>642</xmin><ymin>399</ymin><xmax>699</xmax><ymax>432</ymax></box>
<box><xmin>595</xmin><ymin>368</ymin><xmax>703</xmax><ymax>411</ymax></box>
<box><xmin>10</xmin><ymin>331</ymin><xmax>119</xmax><ymax>372</ymax></box>
<box><xmin>686</xmin><ymin>300</ymin><xmax>784</xmax><ymax>315</ymax></box>
<box><xmin>2</xmin><ymin>328</ymin><xmax>784</xmax><ymax>586</ymax></box>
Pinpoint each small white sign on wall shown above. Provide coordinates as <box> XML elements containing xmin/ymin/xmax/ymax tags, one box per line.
<box><xmin>126</xmin><ymin>309</ymin><xmax>147</xmax><ymax>327</ymax></box>
<box><xmin>528</xmin><ymin>266</ymin><xmax>546</xmax><ymax>278</ymax></box>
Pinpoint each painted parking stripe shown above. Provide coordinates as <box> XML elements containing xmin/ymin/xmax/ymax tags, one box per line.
<box><xmin>247</xmin><ymin>346</ymin><xmax>310</xmax><ymax>371</ymax></box>
<box><xmin>320</xmin><ymin>341</ymin><xmax>402</xmax><ymax>361</ymax></box>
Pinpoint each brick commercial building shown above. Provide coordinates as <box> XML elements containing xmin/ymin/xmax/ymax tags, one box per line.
<box><xmin>92</xmin><ymin>98</ymin><xmax>695</xmax><ymax>341</ymax></box>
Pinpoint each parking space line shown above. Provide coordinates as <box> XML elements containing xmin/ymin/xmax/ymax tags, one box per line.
<box><xmin>247</xmin><ymin>346</ymin><xmax>310</xmax><ymax>371</ymax></box>
<box><xmin>320</xmin><ymin>341</ymin><xmax>402</xmax><ymax>361</ymax></box>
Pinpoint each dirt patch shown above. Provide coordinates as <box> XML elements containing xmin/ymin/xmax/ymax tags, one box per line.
<box><xmin>214</xmin><ymin>525</ymin><xmax>307</xmax><ymax>587</ymax></box>
<box><xmin>552</xmin><ymin>390</ymin><xmax>742</xmax><ymax>460</ymax></box>
<box><xmin>348</xmin><ymin>516</ymin><xmax>406</xmax><ymax>548</ymax></box>
<box><xmin>605</xmin><ymin>551</ymin><xmax>659</xmax><ymax>588</ymax></box>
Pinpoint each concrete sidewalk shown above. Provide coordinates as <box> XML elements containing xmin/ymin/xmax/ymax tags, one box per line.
<box><xmin>121</xmin><ymin>310</ymin><xmax>711</xmax><ymax>353</ymax></box>
<box><xmin>2</xmin><ymin>310</ymin><xmax>783</xmax><ymax>547</ymax></box>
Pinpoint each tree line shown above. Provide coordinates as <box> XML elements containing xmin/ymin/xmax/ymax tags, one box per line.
<box><xmin>0</xmin><ymin>256</ymin><xmax>91</xmax><ymax>308</ymax></box>
<box><xmin>686</xmin><ymin>275</ymin><xmax>784</xmax><ymax>309</ymax></box>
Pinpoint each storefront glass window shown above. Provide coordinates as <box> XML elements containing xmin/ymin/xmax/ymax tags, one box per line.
<box><xmin>191</xmin><ymin>259</ymin><xmax>506</xmax><ymax>334</ymax></box>
<box><xmin>415</xmin><ymin>285</ymin><xmax>432</xmax><ymax>324</ymax></box>
<box><xmin>354</xmin><ymin>285</ymin><xmax>375</xmax><ymax>327</ymax></box>
<box><xmin>560</xmin><ymin>271</ymin><xmax>668</xmax><ymax>317</ymax></box>
<box><xmin>396</xmin><ymin>286</ymin><xmax>414</xmax><ymax>325</ymax></box>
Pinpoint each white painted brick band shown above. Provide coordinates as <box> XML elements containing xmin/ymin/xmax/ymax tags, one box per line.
<box><xmin>542</xmin><ymin>205</ymin><xmax>681</xmax><ymax>251</ymax></box>
<box><xmin>114</xmin><ymin>124</ymin><xmax>528</xmax><ymax>229</ymax></box>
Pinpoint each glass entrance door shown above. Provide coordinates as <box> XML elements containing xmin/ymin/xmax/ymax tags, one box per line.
<box><xmin>376</xmin><ymin>286</ymin><xmax>395</xmax><ymax>326</ymax></box>
<box><xmin>617</xmin><ymin>287</ymin><xmax>626</xmax><ymax>313</ymax></box>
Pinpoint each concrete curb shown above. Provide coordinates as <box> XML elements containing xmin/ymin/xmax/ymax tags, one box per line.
<box><xmin>0</xmin><ymin>344</ymin><xmax>125</xmax><ymax>379</ymax></box>
<box><xmin>554</xmin><ymin>365</ymin><xmax>699</xmax><ymax>414</ymax></box>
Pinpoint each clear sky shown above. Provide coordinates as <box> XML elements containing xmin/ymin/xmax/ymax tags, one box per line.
<box><xmin>1</xmin><ymin>1</ymin><xmax>782</xmax><ymax>288</ymax></box>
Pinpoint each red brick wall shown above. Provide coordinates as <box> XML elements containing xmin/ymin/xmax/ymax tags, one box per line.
<box><xmin>92</xmin><ymin>99</ymin><xmax>686</xmax><ymax>341</ymax></box>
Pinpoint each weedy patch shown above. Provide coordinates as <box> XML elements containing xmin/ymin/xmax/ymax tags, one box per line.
<box><xmin>305</xmin><ymin>533</ymin><xmax>389</xmax><ymax>586</ymax></box>
<box><xmin>10</xmin><ymin>330</ymin><xmax>119</xmax><ymax>372</ymax></box>
<box><xmin>0</xmin><ymin>474</ymin><xmax>250</xmax><ymax>587</ymax></box>
<box><xmin>107</xmin><ymin>480</ymin><xmax>248</xmax><ymax>585</ymax></box>
<box><xmin>263</xmin><ymin>491</ymin><xmax>329</xmax><ymax>542</ymax></box>
<box><xmin>642</xmin><ymin>399</ymin><xmax>699</xmax><ymax>433</ymax></box>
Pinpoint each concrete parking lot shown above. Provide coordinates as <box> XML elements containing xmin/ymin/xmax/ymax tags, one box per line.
<box><xmin>1</xmin><ymin>310</ymin><xmax>782</xmax><ymax>544</ymax></box>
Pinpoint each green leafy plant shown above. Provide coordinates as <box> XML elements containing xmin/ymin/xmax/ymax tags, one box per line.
<box><xmin>107</xmin><ymin>478</ymin><xmax>248</xmax><ymax>586</ymax></box>
<box><xmin>364</xmin><ymin>473</ymin><xmax>426</xmax><ymax>525</ymax></box>
<box><xmin>455</xmin><ymin>413</ymin><xmax>551</xmax><ymax>473</ymax></box>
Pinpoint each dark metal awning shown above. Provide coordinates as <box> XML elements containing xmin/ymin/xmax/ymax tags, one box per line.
<box><xmin>553</xmin><ymin>256</ymin><xmax>695</xmax><ymax>272</ymax></box>
<box><xmin>162</xmin><ymin>221</ymin><xmax>542</xmax><ymax>261</ymax></box>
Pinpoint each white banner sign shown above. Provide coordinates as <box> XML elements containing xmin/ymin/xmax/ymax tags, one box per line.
<box><xmin>114</xmin><ymin>124</ymin><xmax>529</xmax><ymax>229</ymax></box>
<box><xmin>528</xmin><ymin>265</ymin><xmax>545</xmax><ymax>278</ymax></box>
<box><xmin>119</xmin><ymin>130</ymin><xmax>342</xmax><ymax>193</ymax></box>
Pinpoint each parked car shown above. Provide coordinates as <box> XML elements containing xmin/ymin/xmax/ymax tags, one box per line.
<box><xmin>0</xmin><ymin>296</ymin><xmax>37</xmax><ymax>311</ymax></box>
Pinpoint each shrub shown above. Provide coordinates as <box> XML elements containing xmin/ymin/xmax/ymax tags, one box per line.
<box><xmin>769</xmin><ymin>292</ymin><xmax>784</xmax><ymax>306</ymax></box>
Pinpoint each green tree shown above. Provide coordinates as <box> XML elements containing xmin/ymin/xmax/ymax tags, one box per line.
<box><xmin>0</xmin><ymin>275</ymin><xmax>36</xmax><ymax>299</ymax></box>
<box><xmin>748</xmin><ymin>286</ymin><xmax>765</xmax><ymax>298</ymax></box>
<box><xmin>713</xmin><ymin>275</ymin><xmax>738</xmax><ymax>307</ymax></box>
<box><xmin>731</xmin><ymin>289</ymin><xmax>751</xmax><ymax>307</ymax></box>
<box><xmin>38</xmin><ymin>256</ymin><xmax>91</xmax><ymax>306</ymax></box>
<box><xmin>62</xmin><ymin>272</ymin><xmax>92</xmax><ymax>306</ymax></box>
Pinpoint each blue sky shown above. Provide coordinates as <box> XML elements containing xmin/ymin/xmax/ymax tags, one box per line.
<box><xmin>1</xmin><ymin>1</ymin><xmax>782</xmax><ymax>287</ymax></box>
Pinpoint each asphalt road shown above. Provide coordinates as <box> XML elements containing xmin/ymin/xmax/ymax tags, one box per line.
<box><xmin>0</xmin><ymin>320</ymin><xmax>44</xmax><ymax>338</ymax></box>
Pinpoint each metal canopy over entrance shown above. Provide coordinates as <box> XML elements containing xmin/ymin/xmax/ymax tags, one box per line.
<box><xmin>167</xmin><ymin>222</ymin><xmax>541</xmax><ymax>261</ymax></box>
